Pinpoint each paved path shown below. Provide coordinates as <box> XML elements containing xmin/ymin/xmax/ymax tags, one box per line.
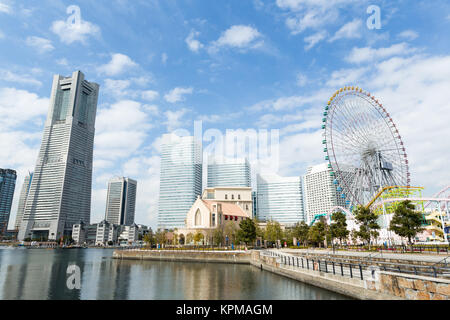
<box><xmin>277</xmin><ymin>248</ymin><xmax>449</xmax><ymax>264</ymax></box>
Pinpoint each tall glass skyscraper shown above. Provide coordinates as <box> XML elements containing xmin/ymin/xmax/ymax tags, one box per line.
<box><xmin>256</xmin><ymin>174</ymin><xmax>305</xmax><ymax>225</ymax></box>
<box><xmin>158</xmin><ymin>135</ymin><xmax>202</xmax><ymax>230</ymax></box>
<box><xmin>105</xmin><ymin>177</ymin><xmax>137</xmax><ymax>226</ymax></box>
<box><xmin>0</xmin><ymin>169</ymin><xmax>17</xmax><ymax>235</ymax></box>
<box><xmin>14</xmin><ymin>172</ymin><xmax>33</xmax><ymax>230</ymax></box>
<box><xmin>207</xmin><ymin>157</ymin><xmax>251</xmax><ymax>188</ymax></box>
<box><xmin>18</xmin><ymin>71</ymin><xmax>99</xmax><ymax>241</ymax></box>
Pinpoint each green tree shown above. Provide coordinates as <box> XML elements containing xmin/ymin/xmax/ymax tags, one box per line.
<box><xmin>143</xmin><ymin>232</ymin><xmax>155</xmax><ymax>246</ymax></box>
<box><xmin>155</xmin><ymin>229</ymin><xmax>167</xmax><ymax>244</ymax></box>
<box><xmin>212</xmin><ymin>227</ymin><xmax>224</xmax><ymax>246</ymax></box>
<box><xmin>354</xmin><ymin>206</ymin><xmax>380</xmax><ymax>248</ymax></box>
<box><xmin>186</xmin><ymin>233</ymin><xmax>194</xmax><ymax>244</ymax></box>
<box><xmin>330</xmin><ymin>211</ymin><xmax>350</xmax><ymax>245</ymax></box>
<box><xmin>237</xmin><ymin>219</ymin><xmax>257</xmax><ymax>245</ymax></box>
<box><xmin>193</xmin><ymin>232</ymin><xmax>204</xmax><ymax>244</ymax></box>
<box><xmin>264</xmin><ymin>221</ymin><xmax>284</xmax><ymax>244</ymax></box>
<box><xmin>389</xmin><ymin>200</ymin><xmax>425</xmax><ymax>246</ymax></box>
<box><xmin>291</xmin><ymin>221</ymin><xmax>310</xmax><ymax>246</ymax></box>
<box><xmin>308</xmin><ymin>218</ymin><xmax>327</xmax><ymax>247</ymax></box>
<box><xmin>224</xmin><ymin>221</ymin><xmax>238</xmax><ymax>244</ymax></box>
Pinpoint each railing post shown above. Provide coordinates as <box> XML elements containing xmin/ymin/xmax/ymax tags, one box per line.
<box><xmin>306</xmin><ymin>259</ymin><xmax>309</xmax><ymax>269</ymax></box>
<box><xmin>325</xmin><ymin>261</ymin><xmax>328</xmax><ymax>273</ymax></box>
<box><xmin>332</xmin><ymin>261</ymin><xmax>335</xmax><ymax>275</ymax></box>
<box><xmin>359</xmin><ymin>265</ymin><xmax>363</xmax><ymax>280</ymax></box>
<box><xmin>341</xmin><ymin>263</ymin><xmax>343</xmax><ymax>276</ymax></box>
<box><xmin>350</xmin><ymin>264</ymin><xmax>353</xmax><ymax>278</ymax></box>
<box><xmin>302</xmin><ymin>258</ymin><xmax>304</xmax><ymax>269</ymax></box>
<box><xmin>413</xmin><ymin>267</ymin><xmax>418</xmax><ymax>275</ymax></box>
<box><xmin>432</xmin><ymin>267</ymin><xmax>437</xmax><ymax>278</ymax></box>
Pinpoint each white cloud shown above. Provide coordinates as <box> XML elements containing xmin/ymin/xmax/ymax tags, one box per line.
<box><xmin>329</xmin><ymin>19</ymin><xmax>363</xmax><ymax>42</ymax></box>
<box><xmin>398</xmin><ymin>30</ymin><xmax>419</xmax><ymax>41</ymax></box>
<box><xmin>304</xmin><ymin>31</ymin><xmax>327</xmax><ymax>50</ymax></box>
<box><xmin>0</xmin><ymin>87</ymin><xmax>48</xmax><ymax>129</ymax></box>
<box><xmin>346</xmin><ymin>43</ymin><xmax>417</xmax><ymax>64</ymax></box>
<box><xmin>25</xmin><ymin>36</ymin><xmax>54</xmax><ymax>53</ymax></box>
<box><xmin>0</xmin><ymin>30</ymin><xmax>4</xmax><ymax>39</ymax></box>
<box><xmin>56</xmin><ymin>58</ymin><xmax>69</xmax><ymax>66</ymax></box>
<box><xmin>98</xmin><ymin>53</ymin><xmax>138</xmax><ymax>76</ymax></box>
<box><xmin>0</xmin><ymin>1</ymin><xmax>12</xmax><ymax>14</ymax></box>
<box><xmin>0</xmin><ymin>69</ymin><xmax>42</xmax><ymax>87</ymax></box>
<box><xmin>296</xmin><ymin>73</ymin><xmax>308</xmax><ymax>87</ymax></box>
<box><xmin>161</xmin><ymin>53</ymin><xmax>168</xmax><ymax>64</ymax></box>
<box><xmin>141</xmin><ymin>90</ymin><xmax>159</xmax><ymax>101</ymax></box>
<box><xmin>164</xmin><ymin>108</ymin><xmax>189</xmax><ymax>131</ymax></box>
<box><xmin>164</xmin><ymin>87</ymin><xmax>193</xmax><ymax>103</ymax></box>
<box><xmin>51</xmin><ymin>14</ymin><xmax>100</xmax><ymax>44</ymax></box>
<box><xmin>95</xmin><ymin>100</ymin><xmax>151</xmax><ymax>160</ymax></box>
<box><xmin>185</xmin><ymin>30</ymin><xmax>204</xmax><ymax>52</ymax></box>
<box><xmin>210</xmin><ymin>25</ymin><xmax>263</xmax><ymax>52</ymax></box>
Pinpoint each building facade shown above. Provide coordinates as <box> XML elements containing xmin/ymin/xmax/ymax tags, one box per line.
<box><xmin>105</xmin><ymin>177</ymin><xmax>137</xmax><ymax>226</ymax></box>
<box><xmin>14</xmin><ymin>172</ymin><xmax>33</xmax><ymax>230</ymax></box>
<box><xmin>207</xmin><ymin>157</ymin><xmax>251</xmax><ymax>188</ymax></box>
<box><xmin>303</xmin><ymin>163</ymin><xmax>349</xmax><ymax>224</ymax></box>
<box><xmin>256</xmin><ymin>174</ymin><xmax>305</xmax><ymax>226</ymax></box>
<box><xmin>0</xmin><ymin>169</ymin><xmax>17</xmax><ymax>235</ymax></box>
<box><xmin>18</xmin><ymin>71</ymin><xmax>99</xmax><ymax>241</ymax></box>
<box><xmin>158</xmin><ymin>135</ymin><xmax>202</xmax><ymax>230</ymax></box>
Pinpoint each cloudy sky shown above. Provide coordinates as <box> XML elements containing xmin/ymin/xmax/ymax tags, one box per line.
<box><xmin>1</xmin><ymin>0</ymin><xmax>449</xmax><ymax>230</ymax></box>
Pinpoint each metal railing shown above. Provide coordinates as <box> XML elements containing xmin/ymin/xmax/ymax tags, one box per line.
<box><xmin>261</xmin><ymin>250</ymin><xmax>450</xmax><ymax>279</ymax></box>
<box><xmin>261</xmin><ymin>250</ymin><xmax>368</xmax><ymax>280</ymax></box>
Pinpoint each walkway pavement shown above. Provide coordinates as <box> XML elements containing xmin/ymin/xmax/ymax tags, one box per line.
<box><xmin>278</xmin><ymin>248</ymin><xmax>449</xmax><ymax>264</ymax></box>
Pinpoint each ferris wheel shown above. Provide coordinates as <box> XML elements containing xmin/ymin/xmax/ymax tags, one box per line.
<box><xmin>322</xmin><ymin>86</ymin><xmax>410</xmax><ymax>209</ymax></box>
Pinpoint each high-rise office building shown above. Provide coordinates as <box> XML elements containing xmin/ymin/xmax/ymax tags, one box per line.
<box><xmin>105</xmin><ymin>177</ymin><xmax>137</xmax><ymax>226</ymax></box>
<box><xmin>256</xmin><ymin>174</ymin><xmax>304</xmax><ymax>225</ymax></box>
<box><xmin>207</xmin><ymin>156</ymin><xmax>251</xmax><ymax>188</ymax></box>
<box><xmin>158</xmin><ymin>135</ymin><xmax>202</xmax><ymax>230</ymax></box>
<box><xmin>303</xmin><ymin>163</ymin><xmax>349</xmax><ymax>224</ymax></box>
<box><xmin>14</xmin><ymin>172</ymin><xmax>33</xmax><ymax>230</ymax></box>
<box><xmin>18</xmin><ymin>71</ymin><xmax>99</xmax><ymax>241</ymax></box>
<box><xmin>0</xmin><ymin>169</ymin><xmax>17</xmax><ymax>235</ymax></box>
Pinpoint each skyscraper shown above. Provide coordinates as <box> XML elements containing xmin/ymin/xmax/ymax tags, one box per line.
<box><xmin>303</xmin><ymin>163</ymin><xmax>349</xmax><ymax>224</ymax></box>
<box><xmin>18</xmin><ymin>71</ymin><xmax>99</xmax><ymax>241</ymax></box>
<box><xmin>14</xmin><ymin>172</ymin><xmax>33</xmax><ymax>230</ymax></box>
<box><xmin>105</xmin><ymin>177</ymin><xmax>137</xmax><ymax>226</ymax></box>
<box><xmin>0</xmin><ymin>169</ymin><xmax>17</xmax><ymax>235</ymax></box>
<box><xmin>256</xmin><ymin>174</ymin><xmax>305</xmax><ymax>225</ymax></box>
<box><xmin>207</xmin><ymin>156</ymin><xmax>251</xmax><ymax>188</ymax></box>
<box><xmin>158</xmin><ymin>135</ymin><xmax>202</xmax><ymax>230</ymax></box>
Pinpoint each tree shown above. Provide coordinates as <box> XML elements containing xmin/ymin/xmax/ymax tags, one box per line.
<box><xmin>389</xmin><ymin>200</ymin><xmax>425</xmax><ymax>246</ymax></box>
<box><xmin>330</xmin><ymin>211</ymin><xmax>350</xmax><ymax>245</ymax></box>
<box><xmin>308</xmin><ymin>218</ymin><xmax>327</xmax><ymax>247</ymax></box>
<box><xmin>212</xmin><ymin>227</ymin><xmax>224</xmax><ymax>246</ymax></box>
<box><xmin>224</xmin><ymin>221</ymin><xmax>238</xmax><ymax>244</ymax></box>
<box><xmin>186</xmin><ymin>233</ymin><xmax>193</xmax><ymax>244</ymax></box>
<box><xmin>354</xmin><ymin>206</ymin><xmax>380</xmax><ymax>248</ymax></box>
<box><xmin>155</xmin><ymin>229</ymin><xmax>167</xmax><ymax>244</ymax></box>
<box><xmin>237</xmin><ymin>219</ymin><xmax>257</xmax><ymax>245</ymax></box>
<box><xmin>291</xmin><ymin>221</ymin><xmax>310</xmax><ymax>246</ymax></box>
<box><xmin>143</xmin><ymin>232</ymin><xmax>155</xmax><ymax>246</ymax></box>
<box><xmin>264</xmin><ymin>221</ymin><xmax>284</xmax><ymax>244</ymax></box>
<box><xmin>193</xmin><ymin>232</ymin><xmax>204</xmax><ymax>244</ymax></box>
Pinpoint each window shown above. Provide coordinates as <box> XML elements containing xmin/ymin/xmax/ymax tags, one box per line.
<box><xmin>195</xmin><ymin>209</ymin><xmax>201</xmax><ymax>226</ymax></box>
<box><xmin>246</xmin><ymin>204</ymin><xmax>249</xmax><ymax>210</ymax></box>
<box><xmin>212</xmin><ymin>214</ymin><xmax>216</xmax><ymax>226</ymax></box>
<box><xmin>231</xmin><ymin>194</ymin><xmax>234</xmax><ymax>200</ymax></box>
<box><xmin>225</xmin><ymin>215</ymin><xmax>228</xmax><ymax>220</ymax></box>
<box><xmin>238</xmin><ymin>195</ymin><xmax>241</xmax><ymax>200</ymax></box>
<box><xmin>235</xmin><ymin>216</ymin><xmax>238</xmax><ymax>221</ymax></box>
<box><xmin>225</xmin><ymin>195</ymin><xmax>228</xmax><ymax>200</ymax></box>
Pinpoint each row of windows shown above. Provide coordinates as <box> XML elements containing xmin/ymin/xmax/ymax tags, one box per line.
<box><xmin>224</xmin><ymin>194</ymin><xmax>241</xmax><ymax>200</ymax></box>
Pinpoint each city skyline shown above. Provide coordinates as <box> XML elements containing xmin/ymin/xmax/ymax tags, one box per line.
<box><xmin>1</xmin><ymin>1</ymin><xmax>449</xmax><ymax>230</ymax></box>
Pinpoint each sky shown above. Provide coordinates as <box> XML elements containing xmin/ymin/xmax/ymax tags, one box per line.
<box><xmin>1</xmin><ymin>0</ymin><xmax>449</xmax><ymax>230</ymax></box>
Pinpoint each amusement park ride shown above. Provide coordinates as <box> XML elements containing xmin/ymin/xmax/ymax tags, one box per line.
<box><xmin>313</xmin><ymin>86</ymin><xmax>450</xmax><ymax>244</ymax></box>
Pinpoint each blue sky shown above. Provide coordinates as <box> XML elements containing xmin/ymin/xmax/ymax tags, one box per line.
<box><xmin>1</xmin><ymin>0</ymin><xmax>449</xmax><ymax>230</ymax></box>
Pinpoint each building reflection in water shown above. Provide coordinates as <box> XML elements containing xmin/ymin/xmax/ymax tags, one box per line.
<box><xmin>0</xmin><ymin>249</ymin><xmax>350</xmax><ymax>300</ymax></box>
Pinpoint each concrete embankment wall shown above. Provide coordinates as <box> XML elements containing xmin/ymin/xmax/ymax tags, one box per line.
<box><xmin>113</xmin><ymin>249</ymin><xmax>251</xmax><ymax>264</ymax></box>
<box><xmin>250</xmin><ymin>251</ymin><xmax>399</xmax><ymax>300</ymax></box>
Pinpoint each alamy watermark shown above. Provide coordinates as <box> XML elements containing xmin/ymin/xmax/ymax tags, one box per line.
<box><xmin>66</xmin><ymin>264</ymin><xmax>81</xmax><ymax>290</ymax></box>
<box><xmin>367</xmin><ymin>5</ymin><xmax>381</xmax><ymax>30</ymax></box>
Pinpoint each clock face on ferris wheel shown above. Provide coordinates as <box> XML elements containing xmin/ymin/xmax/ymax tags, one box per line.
<box><xmin>322</xmin><ymin>86</ymin><xmax>410</xmax><ymax>208</ymax></box>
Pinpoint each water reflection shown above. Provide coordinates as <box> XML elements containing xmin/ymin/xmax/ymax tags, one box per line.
<box><xmin>0</xmin><ymin>248</ymin><xmax>351</xmax><ymax>300</ymax></box>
